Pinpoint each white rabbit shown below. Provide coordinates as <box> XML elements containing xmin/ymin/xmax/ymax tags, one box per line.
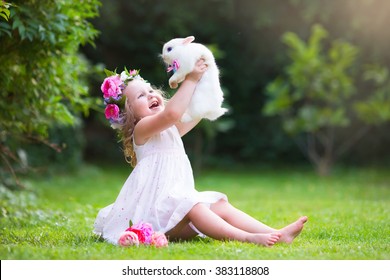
<box><xmin>161</xmin><ymin>36</ymin><xmax>227</xmax><ymax>122</ymax></box>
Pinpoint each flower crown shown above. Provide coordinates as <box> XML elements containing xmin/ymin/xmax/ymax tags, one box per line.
<box><xmin>101</xmin><ymin>68</ymin><xmax>144</xmax><ymax>129</ymax></box>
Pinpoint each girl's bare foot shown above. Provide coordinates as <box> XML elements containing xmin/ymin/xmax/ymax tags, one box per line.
<box><xmin>247</xmin><ymin>232</ymin><xmax>282</xmax><ymax>247</ymax></box>
<box><xmin>278</xmin><ymin>216</ymin><xmax>308</xmax><ymax>244</ymax></box>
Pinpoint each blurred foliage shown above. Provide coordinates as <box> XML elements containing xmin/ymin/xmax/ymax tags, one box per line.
<box><xmin>0</xmin><ymin>1</ymin><xmax>12</xmax><ymax>21</ymax></box>
<box><xmin>264</xmin><ymin>24</ymin><xmax>390</xmax><ymax>175</ymax></box>
<box><xmin>82</xmin><ymin>0</ymin><xmax>390</xmax><ymax>169</ymax></box>
<box><xmin>355</xmin><ymin>65</ymin><xmax>390</xmax><ymax>124</ymax></box>
<box><xmin>0</xmin><ymin>0</ymin><xmax>100</xmax><ymax>188</ymax></box>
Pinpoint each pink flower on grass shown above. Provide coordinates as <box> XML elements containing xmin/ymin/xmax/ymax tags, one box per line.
<box><xmin>119</xmin><ymin>221</ymin><xmax>169</xmax><ymax>248</ymax></box>
<box><xmin>126</xmin><ymin>222</ymin><xmax>153</xmax><ymax>245</ymax></box>
<box><xmin>151</xmin><ymin>232</ymin><xmax>168</xmax><ymax>248</ymax></box>
<box><xmin>118</xmin><ymin>231</ymin><xmax>139</xmax><ymax>247</ymax></box>
<box><xmin>101</xmin><ymin>75</ymin><xmax>123</xmax><ymax>99</ymax></box>
<box><xmin>105</xmin><ymin>104</ymin><xmax>120</xmax><ymax>120</ymax></box>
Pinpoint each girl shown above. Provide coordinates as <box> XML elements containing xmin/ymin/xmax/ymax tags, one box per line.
<box><xmin>94</xmin><ymin>60</ymin><xmax>307</xmax><ymax>247</ymax></box>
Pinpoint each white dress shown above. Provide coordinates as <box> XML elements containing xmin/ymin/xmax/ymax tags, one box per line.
<box><xmin>93</xmin><ymin>125</ymin><xmax>227</xmax><ymax>244</ymax></box>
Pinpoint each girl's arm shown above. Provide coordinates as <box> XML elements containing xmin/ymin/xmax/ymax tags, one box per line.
<box><xmin>175</xmin><ymin>118</ymin><xmax>201</xmax><ymax>137</ymax></box>
<box><xmin>134</xmin><ymin>60</ymin><xmax>206</xmax><ymax>144</ymax></box>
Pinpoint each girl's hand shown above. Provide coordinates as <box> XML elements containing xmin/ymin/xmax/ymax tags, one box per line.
<box><xmin>185</xmin><ymin>59</ymin><xmax>208</xmax><ymax>83</ymax></box>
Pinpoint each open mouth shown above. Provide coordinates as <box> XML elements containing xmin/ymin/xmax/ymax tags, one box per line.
<box><xmin>149</xmin><ymin>101</ymin><xmax>159</xmax><ymax>109</ymax></box>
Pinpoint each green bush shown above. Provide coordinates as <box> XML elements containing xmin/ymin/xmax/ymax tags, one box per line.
<box><xmin>0</xmin><ymin>0</ymin><xmax>100</xmax><ymax>187</ymax></box>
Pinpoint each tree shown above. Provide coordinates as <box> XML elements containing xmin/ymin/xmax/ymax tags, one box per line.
<box><xmin>263</xmin><ymin>24</ymin><xmax>390</xmax><ymax>175</ymax></box>
<box><xmin>0</xmin><ymin>0</ymin><xmax>100</xmax><ymax>188</ymax></box>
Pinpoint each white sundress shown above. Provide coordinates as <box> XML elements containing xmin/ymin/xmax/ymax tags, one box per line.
<box><xmin>93</xmin><ymin>125</ymin><xmax>227</xmax><ymax>245</ymax></box>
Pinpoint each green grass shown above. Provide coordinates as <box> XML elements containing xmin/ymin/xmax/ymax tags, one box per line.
<box><xmin>0</xmin><ymin>164</ymin><xmax>389</xmax><ymax>259</ymax></box>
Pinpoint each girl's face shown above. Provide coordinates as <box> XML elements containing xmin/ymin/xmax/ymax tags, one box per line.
<box><xmin>124</xmin><ymin>80</ymin><xmax>165</xmax><ymax>121</ymax></box>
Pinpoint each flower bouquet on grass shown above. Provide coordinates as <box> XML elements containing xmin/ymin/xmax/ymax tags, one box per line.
<box><xmin>118</xmin><ymin>221</ymin><xmax>168</xmax><ymax>248</ymax></box>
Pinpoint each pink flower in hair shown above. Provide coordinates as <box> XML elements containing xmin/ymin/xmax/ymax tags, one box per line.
<box><xmin>129</xmin><ymin>69</ymin><xmax>138</xmax><ymax>76</ymax></box>
<box><xmin>118</xmin><ymin>231</ymin><xmax>139</xmax><ymax>247</ymax></box>
<box><xmin>105</xmin><ymin>104</ymin><xmax>120</xmax><ymax>120</ymax></box>
<box><xmin>151</xmin><ymin>232</ymin><xmax>168</xmax><ymax>248</ymax></box>
<box><xmin>101</xmin><ymin>75</ymin><xmax>123</xmax><ymax>99</ymax></box>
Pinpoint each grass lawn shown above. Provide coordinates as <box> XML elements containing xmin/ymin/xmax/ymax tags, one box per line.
<box><xmin>0</xmin><ymin>164</ymin><xmax>389</xmax><ymax>260</ymax></box>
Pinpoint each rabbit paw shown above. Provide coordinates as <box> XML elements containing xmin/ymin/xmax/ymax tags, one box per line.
<box><xmin>169</xmin><ymin>81</ymin><xmax>178</xmax><ymax>89</ymax></box>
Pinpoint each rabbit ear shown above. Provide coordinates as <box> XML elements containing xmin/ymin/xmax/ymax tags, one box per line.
<box><xmin>182</xmin><ymin>36</ymin><xmax>195</xmax><ymax>45</ymax></box>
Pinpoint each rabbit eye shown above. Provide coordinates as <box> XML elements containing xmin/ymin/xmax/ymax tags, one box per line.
<box><xmin>167</xmin><ymin>47</ymin><xmax>172</xmax><ymax>52</ymax></box>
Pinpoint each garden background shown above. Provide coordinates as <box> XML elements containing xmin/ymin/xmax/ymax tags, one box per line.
<box><xmin>0</xmin><ymin>0</ymin><xmax>389</xmax><ymax>260</ymax></box>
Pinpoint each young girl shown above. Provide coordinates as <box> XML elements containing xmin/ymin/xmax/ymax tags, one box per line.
<box><xmin>94</xmin><ymin>60</ymin><xmax>308</xmax><ymax>247</ymax></box>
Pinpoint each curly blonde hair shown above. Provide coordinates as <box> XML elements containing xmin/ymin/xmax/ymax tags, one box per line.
<box><xmin>121</xmin><ymin>98</ymin><xmax>137</xmax><ymax>167</ymax></box>
<box><xmin>119</xmin><ymin>84</ymin><xmax>167</xmax><ymax>167</ymax></box>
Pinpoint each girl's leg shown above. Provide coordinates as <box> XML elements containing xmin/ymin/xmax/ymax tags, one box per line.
<box><xmin>210</xmin><ymin>199</ymin><xmax>308</xmax><ymax>244</ymax></box>
<box><xmin>165</xmin><ymin>219</ymin><xmax>198</xmax><ymax>241</ymax></box>
<box><xmin>186</xmin><ymin>203</ymin><xmax>281</xmax><ymax>247</ymax></box>
<box><xmin>210</xmin><ymin>199</ymin><xmax>276</xmax><ymax>233</ymax></box>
